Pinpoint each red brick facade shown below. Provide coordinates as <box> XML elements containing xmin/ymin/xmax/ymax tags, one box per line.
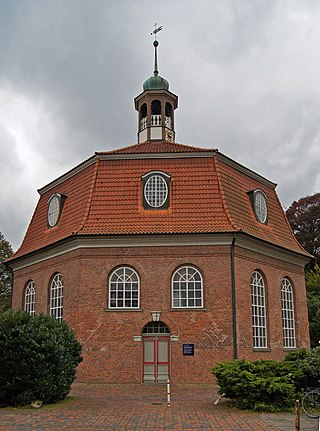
<box><xmin>11</xmin><ymin>240</ymin><xmax>310</xmax><ymax>383</ymax></box>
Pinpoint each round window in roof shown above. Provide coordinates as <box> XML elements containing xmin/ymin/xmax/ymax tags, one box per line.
<box><xmin>48</xmin><ymin>195</ymin><xmax>60</xmax><ymax>227</ymax></box>
<box><xmin>254</xmin><ymin>190</ymin><xmax>268</xmax><ymax>224</ymax></box>
<box><xmin>144</xmin><ymin>175</ymin><xmax>168</xmax><ymax>208</ymax></box>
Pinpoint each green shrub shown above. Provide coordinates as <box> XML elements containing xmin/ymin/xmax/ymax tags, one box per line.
<box><xmin>212</xmin><ymin>359</ymin><xmax>300</xmax><ymax>412</ymax></box>
<box><xmin>213</xmin><ymin>349</ymin><xmax>320</xmax><ymax>412</ymax></box>
<box><xmin>0</xmin><ymin>310</ymin><xmax>82</xmax><ymax>406</ymax></box>
<box><xmin>287</xmin><ymin>347</ymin><xmax>320</xmax><ymax>389</ymax></box>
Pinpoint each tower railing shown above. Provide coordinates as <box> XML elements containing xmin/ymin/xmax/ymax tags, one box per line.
<box><xmin>151</xmin><ymin>114</ymin><xmax>162</xmax><ymax>126</ymax></box>
<box><xmin>140</xmin><ymin>117</ymin><xmax>147</xmax><ymax>130</ymax></box>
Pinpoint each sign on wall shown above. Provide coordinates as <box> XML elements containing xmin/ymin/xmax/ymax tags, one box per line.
<box><xmin>183</xmin><ymin>344</ymin><xmax>194</xmax><ymax>356</ymax></box>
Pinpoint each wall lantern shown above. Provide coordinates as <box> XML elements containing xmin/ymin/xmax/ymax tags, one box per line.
<box><xmin>151</xmin><ymin>311</ymin><xmax>161</xmax><ymax>322</ymax></box>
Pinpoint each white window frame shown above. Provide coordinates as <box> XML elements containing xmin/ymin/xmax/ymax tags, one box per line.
<box><xmin>48</xmin><ymin>194</ymin><xmax>61</xmax><ymax>227</ymax></box>
<box><xmin>172</xmin><ymin>266</ymin><xmax>203</xmax><ymax>308</ymax></box>
<box><xmin>50</xmin><ymin>273</ymin><xmax>64</xmax><ymax>321</ymax></box>
<box><xmin>144</xmin><ymin>175</ymin><xmax>168</xmax><ymax>208</ymax></box>
<box><xmin>254</xmin><ymin>190</ymin><xmax>268</xmax><ymax>224</ymax></box>
<box><xmin>251</xmin><ymin>270</ymin><xmax>267</xmax><ymax>348</ymax></box>
<box><xmin>281</xmin><ymin>277</ymin><xmax>296</xmax><ymax>349</ymax></box>
<box><xmin>109</xmin><ymin>267</ymin><xmax>140</xmax><ymax>309</ymax></box>
<box><xmin>24</xmin><ymin>280</ymin><xmax>36</xmax><ymax>315</ymax></box>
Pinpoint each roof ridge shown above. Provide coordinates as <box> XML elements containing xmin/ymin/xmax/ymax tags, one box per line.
<box><xmin>275</xmin><ymin>189</ymin><xmax>312</xmax><ymax>257</ymax></box>
<box><xmin>96</xmin><ymin>141</ymin><xmax>216</xmax><ymax>155</ymax></box>
<box><xmin>9</xmin><ymin>200</ymin><xmax>42</xmax><ymax>258</ymax></box>
<box><xmin>213</xmin><ymin>155</ymin><xmax>239</xmax><ymax>231</ymax></box>
<box><xmin>75</xmin><ymin>159</ymin><xmax>100</xmax><ymax>235</ymax></box>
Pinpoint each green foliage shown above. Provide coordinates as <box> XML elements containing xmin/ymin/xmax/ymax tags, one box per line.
<box><xmin>0</xmin><ymin>310</ymin><xmax>82</xmax><ymax>406</ymax></box>
<box><xmin>295</xmin><ymin>347</ymin><xmax>320</xmax><ymax>388</ymax></box>
<box><xmin>213</xmin><ymin>349</ymin><xmax>320</xmax><ymax>412</ymax></box>
<box><xmin>0</xmin><ymin>232</ymin><xmax>13</xmax><ymax>311</ymax></box>
<box><xmin>286</xmin><ymin>192</ymin><xmax>320</xmax><ymax>269</ymax></box>
<box><xmin>212</xmin><ymin>358</ymin><xmax>300</xmax><ymax>412</ymax></box>
<box><xmin>306</xmin><ymin>265</ymin><xmax>320</xmax><ymax>347</ymax></box>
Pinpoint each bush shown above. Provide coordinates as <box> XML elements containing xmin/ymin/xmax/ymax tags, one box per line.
<box><xmin>213</xmin><ymin>349</ymin><xmax>320</xmax><ymax>412</ymax></box>
<box><xmin>286</xmin><ymin>347</ymin><xmax>320</xmax><ymax>389</ymax></box>
<box><xmin>212</xmin><ymin>359</ymin><xmax>300</xmax><ymax>412</ymax></box>
<box><xmin>0</xmin><ymin>310</ymin><xmax>82</xmax><ymax>406</ymax></box>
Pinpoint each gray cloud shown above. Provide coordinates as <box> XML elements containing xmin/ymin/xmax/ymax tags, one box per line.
<box><xmin>0</xmin><ymin>0</ymin><xmax>319</xmax><ymax>250</ymax></box>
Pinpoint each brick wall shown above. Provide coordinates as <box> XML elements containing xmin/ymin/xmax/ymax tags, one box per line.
<box><xmin>12</xmin><ymin>243</ymin><xmax>309</xmax><ymax>383</ymax></box>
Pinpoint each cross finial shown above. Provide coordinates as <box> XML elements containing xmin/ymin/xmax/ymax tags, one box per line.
<box><xmin>150</xmin><ymin>23</ymin><xmax>163</xmax><ymax>76</ymax></box>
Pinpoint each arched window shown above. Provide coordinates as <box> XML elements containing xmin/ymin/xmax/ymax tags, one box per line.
<box><xmin>151</xmin><ymin>99</ymin><xmax>161</xmax><ymax>115</ymax></box>
<box><xmin>24</xmin><ymin>280</ymin><xmax>36</xmax><ymax>315</ymax></box>
<box><xmin>50</xmin><ymin>273</ymin><xmax>64</xmax><ymax>321</ymax></box>
<box><xmin>140</xmin><ymin>103</ymin><xmax>147</xmax><ymax>130</ymax></box>
<box><xmin>109</xmin><ymin>266</ymin><xmax>140</xmax><ymax>309</ymax></box>
<box><xmin>172</xmin><ymin>266</ymin><xmax>203</xmax><ymax>308</ymax></box>
<box><xmin>281</xmin><ymin>278</ymin><xmax>296</xmax><ymax>348</ymax></box>
<box><xmin>142</xmin><ymin>321</ymin><xmax>170</xmax><ymax>334</ymax></box>
<box><xmin>251</xmin><ymin>270</ymin><xmax>267</xmax><ymax>348</ymax></box>
<box><xmin>165</xmin><ymin>102</ymin><xmax>173</xmax><ymax>129</ymax></box>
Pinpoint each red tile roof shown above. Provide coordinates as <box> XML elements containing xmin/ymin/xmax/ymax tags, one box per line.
<box><xmin>11</xmin><ymin>141</ymin><xmax>309</xmax><ymax>260</ymax></box>
<box><xmin>96</xmin><ymin>141</ymin><xmax>214</xmax><ymax>155</ymax></box>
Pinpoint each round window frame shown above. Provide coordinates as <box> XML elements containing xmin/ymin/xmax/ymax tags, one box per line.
<box><xmin>254</xmin><ymin>190</ymin><xmax>268</xmax><ymax>224</ymax></box>
<box><xmin>47</xmin><ymin>194</ymin><xmax>61</xmax><ymax>227</ymax></box>
<box><xmin>144</xmin><ymin>174</ymin><xmax>168</xmax><ymax>208</ymax></box>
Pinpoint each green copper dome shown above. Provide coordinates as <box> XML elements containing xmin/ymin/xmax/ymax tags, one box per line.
<box><xmin>143</xmin><ymin>73</ymin><xmax>169</xmax><ymax>91</ymax></box>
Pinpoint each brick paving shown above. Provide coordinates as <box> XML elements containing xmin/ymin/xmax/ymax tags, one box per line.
<box><xmin>0</xmin><ymin>383</ymin><xmax>316</xmax><ymax>431</ymax></box>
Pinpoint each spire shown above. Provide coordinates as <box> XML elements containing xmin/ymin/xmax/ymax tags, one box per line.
<box><xmin>153</xmin><ymin>40</ymin><xmax>159</xmax><ymax>76</ymax></box>
<box><xmin>151</xmin><ymin>23</ymin><xmax>162</xmax><ymax>76</ymax></box>
<box><xmin>143</xmin><ymin>24</ymin><xmax>169</xmax><ymax>91</ymax></box>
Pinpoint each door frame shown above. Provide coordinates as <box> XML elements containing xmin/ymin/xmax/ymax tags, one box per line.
<box><xmin>142</xmin><ymin>335</ymin><xmax>171</xmax><ymax>384</ymax></box>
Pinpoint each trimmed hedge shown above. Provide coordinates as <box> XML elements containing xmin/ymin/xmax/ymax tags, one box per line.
<box><xmin>212</xmin><ymin>349</ymin><xmax>320</xmax><ymax>412</ymax></box>
<box><xmin>0</xmin><ymin>310</ymin><xmax>82</xmax><ymax>406</ymax></box>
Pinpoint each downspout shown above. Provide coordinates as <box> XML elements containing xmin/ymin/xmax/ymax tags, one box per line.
<box><xmin>231</xmin><ymin>233</ymin><xmax>238</xmax><ymax>359</ymax></box>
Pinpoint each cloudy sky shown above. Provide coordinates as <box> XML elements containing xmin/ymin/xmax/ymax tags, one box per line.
<box><xmin>0</xmin><ymin>0</ymin><xmax>320</xmax><ymax>251</ymax></box>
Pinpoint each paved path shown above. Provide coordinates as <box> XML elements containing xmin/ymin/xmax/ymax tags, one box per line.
<box><xmin>0</xmin><ymin>383</ymin><xmax>316</xmax><ymax>431</ymax></box>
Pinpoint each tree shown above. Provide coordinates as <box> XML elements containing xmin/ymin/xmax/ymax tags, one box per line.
<box><xmin>0</xmin><ymin>310</ymin><xmax>82</xmax><ymax>406</ymax></box>
<box><xmin>306</xmin><ymin>265</ymin><xmax>320</xmax><ymax>347</ymax></box>
<box><xmin>0</xmin><ymin>232</ymin><xmax>13</xmax><ymax>311</ymax></box>
<box><xmin>286</xmin><ymin>192</ymin><xmax>320</xmax><ymax>268</ymax></box>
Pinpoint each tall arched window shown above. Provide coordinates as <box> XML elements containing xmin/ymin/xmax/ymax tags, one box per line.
<box><xmin>140</xmin><ymin>103</ymin><xmax>147</xmax><ymax>130</ymax></box>
<box><xmin>281</xmin><ymin>277</ymin><xmax>296</xmax><ymax>348</ymax></box>
<box><xmin>24</xmin><ymin>280</ymin><xmax>36</xmax><ymax>315</ymax></box>
<box><xmin>251</xmin><ymin>270</ymin><xmax>267</xmax><ymax>348</ymax></box>
<box><xmin>50</xmin><ymin>273</ymin><xmax>64</xmax><ymax>321</ymax></box>
<box><xmin>151</xmin><ymin>99</ymin><xmax>161</xmax><ymax>115</ymax></box>
<box><xmin>172</xmin><ymin>266</ymin><xmax>203</xmax><ymax>308</ymax></box>
<box><xmin>109</xmin><ymin>266</ymin><xmax>140</xmax><ymax>309</ymax></box>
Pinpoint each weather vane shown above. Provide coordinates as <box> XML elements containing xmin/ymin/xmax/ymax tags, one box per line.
<box><xmin>151</xmin><ymin>23</ymin><xmax>163</xmax><ymax>40</ymax></box>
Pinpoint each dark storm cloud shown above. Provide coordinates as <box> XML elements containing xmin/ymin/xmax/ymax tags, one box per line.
<box><xmin>0</xmin><ymin>0</ymin><xmax>319</xmax><ymax>250</ymax></box>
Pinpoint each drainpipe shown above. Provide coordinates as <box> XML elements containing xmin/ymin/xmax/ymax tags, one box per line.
<box><xmin>230</xmin><ymin>233</ymin><xmax>238</xmax><ymax>359</ymax></box>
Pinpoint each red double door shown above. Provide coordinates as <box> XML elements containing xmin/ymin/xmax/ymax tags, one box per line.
<box><xmin>142</xmin><ymin>336</ymin><xmax>170</xmax><ymax>384</ymax></box>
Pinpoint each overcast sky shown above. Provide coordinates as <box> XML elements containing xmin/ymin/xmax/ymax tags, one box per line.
<box><xmin>0</xmin><ymin>0</ymin><xmax>319</xmax><ymax>251</ymax></box>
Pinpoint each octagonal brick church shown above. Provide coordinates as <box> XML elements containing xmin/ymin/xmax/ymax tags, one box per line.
<box><xmin>8</xmin><ymin>40</ymin><xmax>311</xmax><ymax>384</ymax></box>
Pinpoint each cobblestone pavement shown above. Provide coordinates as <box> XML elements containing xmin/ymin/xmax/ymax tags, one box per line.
<box><xmin>0</xmin><ymin>383</ymin><xmax>316</xmax><ymax>431</ymax></box>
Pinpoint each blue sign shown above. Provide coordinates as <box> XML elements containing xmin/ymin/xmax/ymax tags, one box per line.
<box><xmin>183</xmin><ymin>344</ymin><xmax>194</xmax><ymax>356</ymax></box>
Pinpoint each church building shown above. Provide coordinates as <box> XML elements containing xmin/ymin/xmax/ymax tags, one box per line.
<box><xmin>8</xmin><ymin>38</ymin><xmax>310</xmax><ymax>384</ymax></box>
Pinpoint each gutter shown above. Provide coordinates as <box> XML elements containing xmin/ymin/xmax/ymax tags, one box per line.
<box><xmin>230</xmin><ymin>233</ymin><xmax>238</xmax><ymax>359</ymax></box>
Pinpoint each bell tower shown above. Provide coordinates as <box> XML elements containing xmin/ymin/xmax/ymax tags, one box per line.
<box><xmin>134</xmin><ymin>29</ymin><xmax>178</xmax><ymax>144</ymax></box>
